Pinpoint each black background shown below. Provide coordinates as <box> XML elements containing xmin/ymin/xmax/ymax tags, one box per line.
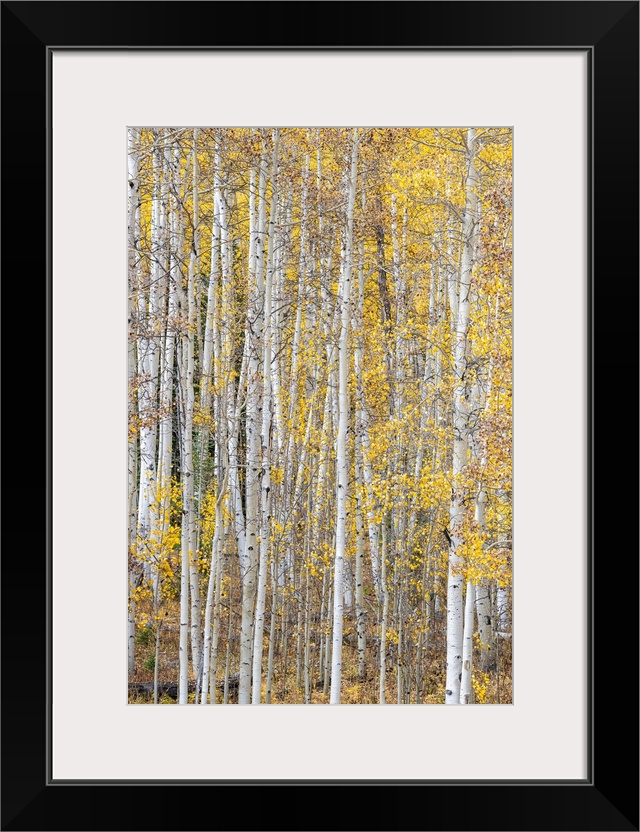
<box><xmin>1</xmin><ymin>2</ymin><xmax>638</xmax><ymax>830</ymax></box>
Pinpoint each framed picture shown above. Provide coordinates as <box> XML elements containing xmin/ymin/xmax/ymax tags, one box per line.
<box><xmin>2</xmin><ymin>2</ymin><xmax>637</xmax><ymax>830</ymax></box>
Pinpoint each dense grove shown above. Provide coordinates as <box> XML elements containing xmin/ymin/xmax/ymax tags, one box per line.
<box><xmin>128</xmin><ymin>127</ymin><xmax>512</xmax><ymax>704</ymax></box>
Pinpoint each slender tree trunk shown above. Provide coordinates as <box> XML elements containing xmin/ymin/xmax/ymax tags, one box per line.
<box><xmin>131</xmin><ymin>129</ymin><xmax>159</xmax><ymax>583</ymax></box>
<box><xmin>355</xmin><ymin>454</ymin><xmax>367</xmax><ymax>682</ymax></box>
<box><xmin>265</xmin><ymin>552</ymin><xmax>278</xmax><ymax>703</ymax></box>
<box><xmin>177</xmin><ymin>363</ymin><xmax>191</xmax><ymax>704</ymax></box>
<box><xmin>252</xmin><ymin>130</ymin><xmax>280</xmax><ymax>703</ymax></box>
<box><xmin>318</xmin><ymin>570</ymin><xmax>325</xmax><ymax>683</ymax></box>
<box><xmin>223</xmin><ymin>590</ymin><xmax>233</xmax><ymax>704</ymax></box>
<box><xmin>460</xmin><ymin>580</ymin><xmax>475</xmax><ymax>704</ymax></box>
<box><xmin>304</xmin><ymin>565</ymin><xmax>311</xmax><ymax>704</ymax></box>
<box><xmin>187</xmin><ymin>130</ymin><xmax>202</xmax><ymax>684</ymax></box>
<box><xmin>153</xmin><ymin>616</ymin><xmax>161</xmax><ymax>704</ymax></box>
<box><xmin>323</xmin><ymin>576</ymin><xmax>332</xmax><ymax>696</ymax></box>
<box><xmin>281</xmin><ymin>592</ymin><xmax>289</xmax><ymax>701</ymax></box>
<box><xmin>201</xmin><ymin>472</ymin><xmax>227</xmax><ymax>702</ymax></box>
<box><xmin>474</xmin><ymin>490</ymin><xmax>495</xmax><ymax>671</ymax></box>
<box><xmin>446</xmin><ymin>127</ymin><xmax>479</xmax><ymax>705</ymax></box>
<box><xmin>397</xmin><ymin>580</ymin><xmax>404</xmax><ymax>705</ymax></box>
<box><xmin>240</xmin><ymin>150</ymin><xmax>267</xmax><ymax>704</ymax></box>
<box><xmin>296</xmin><ymin>562</ymin><xmax>304</xmax><ymax>692</ymax></box>
<box><xmin>379</xmin><ymin>522</ymin><xmax>389</xmax><ymax>704</ymax></box>
<box><xmin>329</xmin><ymin>129</ymin><xmax>359</xmax><ymax>705</ymax></box>
<box><xmin>209</xmin><ymin>524</ymin><xmax>225</xmax><ymax>704</ymax></box>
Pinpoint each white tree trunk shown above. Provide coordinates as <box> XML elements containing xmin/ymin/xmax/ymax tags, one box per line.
<box><xmin>460</xmin><ymin>580</ymin><xmax>475</xmax><ymax>704</ymax></box>
<box><xmin>475</xmin><ymin>581</ymin><xmax>494</xmax><ymax>670</ymax></box>
<box><xmin>239</xmin><ymin>145</ymin><xmax>267</xmax><ymax>704</ymax></box>
<box><xmin>354</xmin><ymin>239</ymin><xmax>381</xmax><ymax>599</ymax></box>
<box><xmin>265</xmin><ymin>551</ymin><xmax>278</xmax><ymax>703</ymax></box>
<box><xmin>355</xmin><ymin>454</ymin><xmax>366</xmax><ymax>681</ymax></box>
<box><xmin>497</xmin><ymin>586</ymin><xmax>511</xmax><ymax>632</ymax></box>
<box><xmin>270</xmin><ymin>182</ymin><xmax>290</xmax><ymax>456</ymax></box>
<box><xmin>379</xmin><ymin>522</ymin><xmax>388</xmax><ymax>704</ymax></box>
<box><xmin>176</xmin><ymin>133</ymin><xmax>201</xmax><ymax>703</ymax></box>
<box><xmin>329</xmin><ymin>130</ymin><xmax>359</xmax><ymax>705</ymax></box>
<box><xmin>156</xmin><ymin>163</ymin><xmax>175</xmax><ymax>580</ymax></box>
<box><xmin>201</xmin><ymin>466</ymin><xmax>226</xmax><ymax>702</ymax></box>
<box><xmin>228</xmin><ymin>336</ymin><xmax>247</xmax><ymax>567</ymax></box>
<box><xmin>187</xmin><ymin>130</ymin><xmax>201</xmax><ymax>684</ymax></box>
<box><xmin>323</xmin><ymin>577</ymin><xmax>332</xmax><ymax>696</ymax></box>
<box><xmin>130</xmin><ymin>128</ymin><xmax>159</xmax><ymax>586</ymax></box>
<box><xmin>178</xmin><ymin>359</ymin><xmax>191</xmax><ymax>705</ymax></box>
<box><xmin>474</xmin><ymin>491</ymin><xmax>495</xmax><ymax>670</ymax></box>
<box><xmin>127</xmin><ymin>585</ymin><xmax>136</xmax><ymax>676</ymax></box>
<box><xmin>252</xmin><ymin>131</ymin><xmax>279</xmax><ymax>703</ymax></box>
<box><xmin>446</xmin><ymin>127</ymin><xmax>479</xmax><ymax>705</ymax></box>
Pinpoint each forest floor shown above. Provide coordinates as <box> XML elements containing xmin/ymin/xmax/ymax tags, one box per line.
<box><xmin>128</xmin><ymin>598</ymin><xmax>512</xmax><ymax>705</ymax></box>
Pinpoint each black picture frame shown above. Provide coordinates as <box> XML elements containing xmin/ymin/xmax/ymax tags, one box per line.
<box><xmin>1</xmin><ymin>2</ymin><xmax>637</xmax><ymax>830</ymax></box>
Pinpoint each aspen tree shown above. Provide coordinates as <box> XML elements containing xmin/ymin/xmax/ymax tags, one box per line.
<box><xmin>234</xmin><ymin>139</ymin><xmax>267</xmax><ymax>703</ymax></box>
<box><xmin>329</xmin><ymin>129</ymin><xmax>360</xmax><ymax>705</ymax></box>
<box><xmin>446</xmin><ymin>128</ymin><xmax>479</xmax><ymax>705</ymax></box>
<box><xmin>252</xmin><ymin>130</ymin><xmax>280</xmax><ymax>703</ymax></box>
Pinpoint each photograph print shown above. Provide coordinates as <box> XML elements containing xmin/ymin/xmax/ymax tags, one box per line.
<box><xmin>127</xmin><ymin>126</ymin><xmax>512</xmax><ymax>705</ymax></box>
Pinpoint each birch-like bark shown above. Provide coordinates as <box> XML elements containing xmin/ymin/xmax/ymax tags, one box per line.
<box><xmin>153</xmin><ymin>582</ymin><xmax>162</xmax><ymax>703</ymax></box>
<box><xmin>243</xmin><ymin>161</ymin><xmax>263</xmax><ymax>696</ymax></box>
<box><xmin>289</xmin><ymin>153</ymin><xmax>309</xmax><ymax>387</ymax></box>
<box><xmin>446</xmin><ymin>127</ymin><xmax>479</xmax><ymax>705</ymax></box>
<box><xmin>396</xmin><ymin>568</ymin><xmax>404</xmax><ymax>704</ymax></box>
<box><xmin>475</xmin><ymin>580</ymin><xmax>494</xmax><ymax>670</ymax></box>
<box><xmin>303</xmin><ymin>564</ymin><xmax>311</xmax><ymax>704</ymax></box>
<box><xmin>230</xmin><ymin>151</ymin><xmax>266</xmax><ymax>705</ymax></box>
<box><xmin>460</xmin><ymin>580</ymin><xmax>475</xmax><ymax>704</ymax></box>
<box><xmin>323</xmin><ymin>577</ymin><xmax>332</xmax><ymax>696</ymax></box>
<box><xmin>497</xmin><ymin>586</ymin><xmax>511</xmax><ymax>633</ymax></box>
<box><xmin>460</xmin><ymin>488</ymin><xmax>487</xmax><ymax>704</ymax></box>
<box><xmin>223</xmin><ymin>589</ymin><xmax>233</xmax><ymax>704</ymax></box>
<box><xmin>197</xmin><ymin>150</ymin><xmax>220</xmax><ymax>441</ymax></box>
<box><xmin>252</xmin><ymin>130</ymin><xmax>279</xmax><ymax>703</ymax></box>
<box><xmin>196</xmin><ymin>171</ymin><xmax>221</xmax><ymax>697</ymax></box>
<box><xmin>176</xmin><ymin>135</ymin><xmax>200</xmax><ymax>703</ymax></box>
<box><xmin>156</xmin><ymin>138</ymin><xmax>175</xmax><ymax>583</ymax></box>
<box><xmin>201</xmin><ymin>467</ymin><xmax>226</xmax><ymax>702</ymax></box>
<box><xmin>265</xmin><ymin>550</ymin><xmax>278</xmax><ymax>703</ymax></box>
<box><xmin>296</xmin><ymin>571</ymin><xmax>304</xmax><ymax>691</ymax></box>
<box><xmin>355</xmin><ymin>453</ymin><xmax>367</xmax><ymax>682</ymax></box>
<box><xmin>354</xmin><ymin>238</ymin><xmax>381</xmax><ymax>598</ymax></box>
<box><xmin>318</xmin><ymin>568</ymin><xmax>326</xmax><ymax>682</ymax></box>
<box><xmin>177</xmin><ymin>345</ymin><xmax>191</xmax><ymax>704</ymax></box>
<box><xmin>208</xmin><ymin>521</ymin><xmax>225</xmax><ymax>703</ymax></box>
<box><xmin>329</xmin><ymin>129</ymin><xmax>359</xmax><ymax>705</ymax></box>
<box><xmin>270</xmin><ymin>182</ymin><xmax>291</xmax><ymax>456</ymax></box>
<box><xmin>379</xmin><ymin>522</ymin><xmax>389</xmax><ymax>704</ymax></box>
<box><xmin>239</xmin><ymin>144</ymin><xmax>267</xmax><ymax>704</ymax></box>
<box><xmin>474</xmin><ymin>490</ymin><xmax>495</xmax><ymax>671</ymax></box>
<box><xmin>187</xmin><ymin>130</ymin><xmax>202</xmax><ymax>682</ymax></box>
<box><xmin>130</xmin><ymin>129</ymin><xmax>159</xmax><ymax>585</ymax></box>
<box><xmin>281</xmin><ymin>153</ymin><xmax>310</xmax><ymax>586</ymax></box>
<box><xmin>228</xmin><ymin>336</ymin><xmax>247</xmax><ymax>565</ymax></box>
<box><xmin>127</xmin><ymin>586</ymin><xmax>136</xmax><ymax>676</ymax></box>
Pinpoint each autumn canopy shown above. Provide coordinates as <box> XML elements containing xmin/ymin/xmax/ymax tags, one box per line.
<box><xmin>128</xmin><ymin>127</ymin><xmax>512</xmax><ymax>705</ymax></box>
